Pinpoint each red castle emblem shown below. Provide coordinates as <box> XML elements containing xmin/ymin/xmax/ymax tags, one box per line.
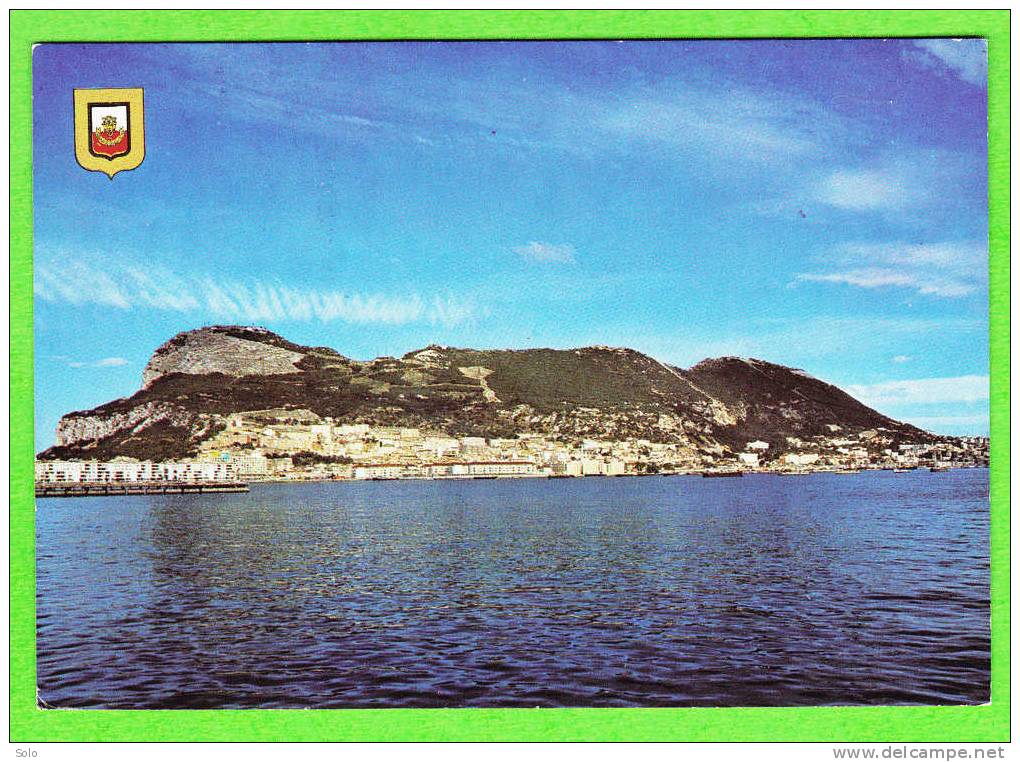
<box><xmin>90</xmin><ymin>112</ymin><xmax>129</xmax><ymax>159</ymax></box>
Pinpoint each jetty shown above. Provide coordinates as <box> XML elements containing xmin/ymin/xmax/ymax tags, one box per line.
<box><xmin>36</xmin><ymin>481</ymin><xmax>250</xmax><ymax>498</ymax></box>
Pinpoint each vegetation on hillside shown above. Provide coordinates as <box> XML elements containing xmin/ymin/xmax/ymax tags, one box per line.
<box><xmin>42</xmin><ymin>326</ymin><xmax>932</xmax><ymax>462</ymax></box>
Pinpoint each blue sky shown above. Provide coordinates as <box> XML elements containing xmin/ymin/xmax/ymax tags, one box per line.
<box><xmin>33</xmin><ymin>40</ymin><xmax>990</xmax><ymax>449</ymax></box>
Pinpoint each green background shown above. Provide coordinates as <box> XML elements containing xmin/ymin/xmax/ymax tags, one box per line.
<box><xmin>9</xmin><ymin>10</ymin><xmax>1010</xmax><ymax>742</ymax></box>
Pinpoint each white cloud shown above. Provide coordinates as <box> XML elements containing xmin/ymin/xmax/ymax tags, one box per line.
<box><xmin>121</xmin><ymin>265</ymin><xmax>201</xmax><ymax>312</ymax></box>
<box><xmin>35</xmin><ymin>260</ymin><xmax>133</xmax><ymax>309</ymax></box>
<box><xmin>798</xmin><ymin>270</ymin><xmax>976</xmax><ymax>298</ymax></box>
<box><xmin>812</xmin><ymin>150</ymin><xmax>986</xmax><ymax>216</ymax></box>
<box><xmin>35</xmin><ymin>259</ymin><xmax>200</xmax><ymax>312</ymax></box>
<box><xmin>189</xmin><ymin>80</ymin><xmax>389</xmax><ymax>142</ymax></box>
<box><xmin>796</xmin><ymin>240</ymin><xmax>987</xmax><ymax>298</ymax></box>
<box><xmin>66</xmin><ymin>357</ymin><xmax>130</xmax><ymax>369</ymax></box>
<box><xmin>596</xmin><ymin>85</ymin><xmax>844</xmax><ymax>166</ymax></box>
<box><xmin>845</xmin><ymin>375</ymin><xmax>989</xmax><ymax>407</ymax></box>
<box><xmin>892</xmin><ymin>355</ymin><xmax>912</xmax><ymax>364</ymax></box>
<box><xmin>200</xmin><ymin>281</ymin><xmax>475</xmax><ymax>327</ymax></box>
<box><xmin>814</xmin><ymin>168</ymin><xmax>912</xmax><ymax>212</ymax></box>
<box><xmin>35</xmin><ymin>253</ymin><xmax>479</xmax><ymax>328</ymax></box>
<box><xmin>513</xmin><ymin>241</ymin><xmax>577</xmax><ymax>264</ymax></box>
<box><xmin>751</xmin><ymin>148</ymin><xmax>986</xmax><ymax>225</ymax></box>
<box><xmin>909</xmin><ymin>39</ymin><xmax>988</xmax><ymax>87</ymax></box>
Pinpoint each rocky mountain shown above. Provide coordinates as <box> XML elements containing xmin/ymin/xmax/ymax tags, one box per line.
<box><xmin>40</xmin><ymin>325</ymin><xmax>933</xmax><ymax>461</ymax></box>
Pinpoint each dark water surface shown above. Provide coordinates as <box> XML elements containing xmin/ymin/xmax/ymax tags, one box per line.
<box><xmin>37</xmin><ymin>469</ymin><xmax>990</xmax><ymax>708</ymax></box>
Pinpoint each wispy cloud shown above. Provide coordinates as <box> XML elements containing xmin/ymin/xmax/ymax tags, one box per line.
<box><xmin>192</xmin><ymin>47</ymin><xmax>845</xmax><ymax>168</ymax></box>
<box><xmin>62</xmin><ymin>356</ymin><xmax>130</xmax><ymax>369</ymax></box>
<box><xmin>513</xmin><ymin>241</ymin><xmax>577</xmax><ymax>264</ymax></box>
<box><xmin>749</xmin><ymin>147</ymin><xmax>986</xmax><ymax>228</ymax></box>
<box><xmin>190</xmin><ymin>80</ymin><xmax>390</xmax><ymax>143</ymax></box>
<box><xmin>892</xmin><ymin>355</ymin><xmax>912</xmax><ymax>364</ymax></box>
<box><xmin>596</xmin><ymin>85</ymin><xmax>844</xmax><ymax>166</ymax></box>
<box><xmin>812</xmin><ymin>150</ymin><xmax>985</xmax><ymax>215</ymax></box>
<box><xmin>199</xmin><ymin>279</ymin><xmax>475</xmax><ymax>326</ymax></box>
<box><xmin>35</xmin><ymin>253</ymin><xmax>480</xmax><ymax>328</ymax></box>
<box><xmin>845</xmin><ymin>375</ymin><xmax>989</xmax><ymax>406</ymax></box>
<box><xmin>814</xmin><ymin>168</ymin><xmax>913</xmax><ymax>212</ymax></box>
<box><xmin>795</xmin><ymin>241</ymin><xmax>987</xmax><ymax>298</ymax></box>
<box><xmin>907</xmin><ymin>39</ymin><xmax>987</xmax><ymax>87</ymax></box>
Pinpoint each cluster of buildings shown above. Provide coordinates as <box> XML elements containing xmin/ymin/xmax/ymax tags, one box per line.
<box><xmin>196</xmin><ymin>416</ymin><xmax>988</xmax><ymax>479</ymax></box>
<box><xmin>729</xmin><ymin>430</ymin><xmax>990</xmax><ymax>472</ymax></box>
<box><xmin>35</xmin><ymin>410</ymin><xmax>990</xmax><ymax>486</ymax></box>
<box><xmin>189</xmin><ymin>410</ymin><xmax>679</xmax><ymax>480</ymax></box>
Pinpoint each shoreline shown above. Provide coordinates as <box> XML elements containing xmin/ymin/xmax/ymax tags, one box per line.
<box><xmin>249</xmin><ymin>464</ymin><xmax>985</xmax><ymax>485</ymax></box>
<box><xmin>34</xmin><ymin>465</ymin><xmax>990</xmax><ymax>498</ymax></box>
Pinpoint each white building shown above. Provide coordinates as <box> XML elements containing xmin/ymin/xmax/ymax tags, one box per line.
<box><xmin>898</xmin><ymin>444</ymin><xmax>927</xmax><ymax>453</ymax></box>
<box><xmin>228</xmin><ymin>451</ymin><xmax>269</xmax><ymax>477</ymax></box>
<box><xmin>563</xmin><ymin>461</ymin><xmax>584</xmax><ymax>477</ymax></box>
<box><xmin>353</xmin><ymin>464</ymin><xmax>404</xmax><ymax>479</ymax></box>
<box><xmin>738</xmin><ymin>452</ymin><xmax>760</xmax><ymax>467</ymax></box>
<box><xmin>604</xmin><ymin>459</ymin><xmax>626</xmax><ymax>476</ymax></box>
<box><xmin>449</xmin><ymin>461</ymin><xmax>538</xmax><ymax>477</ymax></box>
<box><xmin>35</xmin><ymin>460</ymin><xmax>237</xmax><ymax>484</ymax></box>
<box><xmin>747</xmin><ymin>441</ymin><xmax>770</xmax><ymax>451</ymax></box>
<box><xmin>782</xmin><ymin>453</ymin><xmax>819</xmax><ymax>467</ymax></box>
<box><xmin>160</xmin><ymin>461</ymin><xmax>237</xmax><ymax>482</ymax></box>
<box><xmin>422</xmin><ymin>463</ymin><xmax>454</xmax><ymax>478</ymax></box>
<box><xmin>577</xmin><ymin>458</ymin><xmax>627</xmax><ymax>476</ymax></box>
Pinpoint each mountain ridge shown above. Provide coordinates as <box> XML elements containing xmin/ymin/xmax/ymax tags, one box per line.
<box><xmin>40</xmin><ymin>324</ymin><xmax>935</xmax><ymax>462</ymax></box>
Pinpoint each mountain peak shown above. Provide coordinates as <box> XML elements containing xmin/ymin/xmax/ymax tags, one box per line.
<box><xmin>142</xmin><ymin>325</ymin><xmax>310</xmax><ymax>388</ymax></box>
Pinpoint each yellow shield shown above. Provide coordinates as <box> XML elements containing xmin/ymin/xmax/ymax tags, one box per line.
<box><xmin>73</xmin><ymin>88</ymin><xmax>145</xmax><ymax>179</ymax></box>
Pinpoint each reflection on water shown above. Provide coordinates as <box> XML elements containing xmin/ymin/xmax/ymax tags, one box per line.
<box><xmin>37</xmin><ymin>469</ymin><xmax>990</xmax><ymax>708</ymax></box>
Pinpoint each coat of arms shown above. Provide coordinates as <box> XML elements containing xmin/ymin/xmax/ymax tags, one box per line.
<box><xmin>73</xmin><ymin>88</ymin><xmax>145</xmax><ymax>179</ymax></box>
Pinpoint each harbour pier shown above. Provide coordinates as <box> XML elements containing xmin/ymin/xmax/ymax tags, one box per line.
<box><xmin>36</xmin><ymin>481</ymin><xmax>250</xmax><ymax>498</ymax></box>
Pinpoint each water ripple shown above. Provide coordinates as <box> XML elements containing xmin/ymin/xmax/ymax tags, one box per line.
<box><xmin>36</xmin><ymin>469</ymin><xmax>990</xmax><ymax>708</ymax></box>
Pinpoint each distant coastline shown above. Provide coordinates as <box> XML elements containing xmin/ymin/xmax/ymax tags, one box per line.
<box><xmin>38</xmin><ymin>326</ymin><xmax>990</xmax><ymax>493</ymax></box>
<box><xmin>35</xmin><ymin>455</ymin><xmax>989</xmax><ymax>498</ymax></box>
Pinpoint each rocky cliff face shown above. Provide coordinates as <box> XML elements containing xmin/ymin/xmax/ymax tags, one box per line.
<box><xmin>39</xmin><ymin>325</ymin><xmax>932</xmax><ymax>461</ymax></box>
<box><xmin>141</xmin><ymin>326</ymin><xmax>309</xmax><ymax>387</ymax></box>
<box><xmin>55</xmin><ymin>401</ymin><xmax>186</xmax><ymax>446</ymax></box>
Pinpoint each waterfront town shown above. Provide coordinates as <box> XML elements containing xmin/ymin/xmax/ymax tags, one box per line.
<box><xmin>35</xmin><ymin>408</ymin><xmax>991</xmax><ymax>489</ymax></box>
